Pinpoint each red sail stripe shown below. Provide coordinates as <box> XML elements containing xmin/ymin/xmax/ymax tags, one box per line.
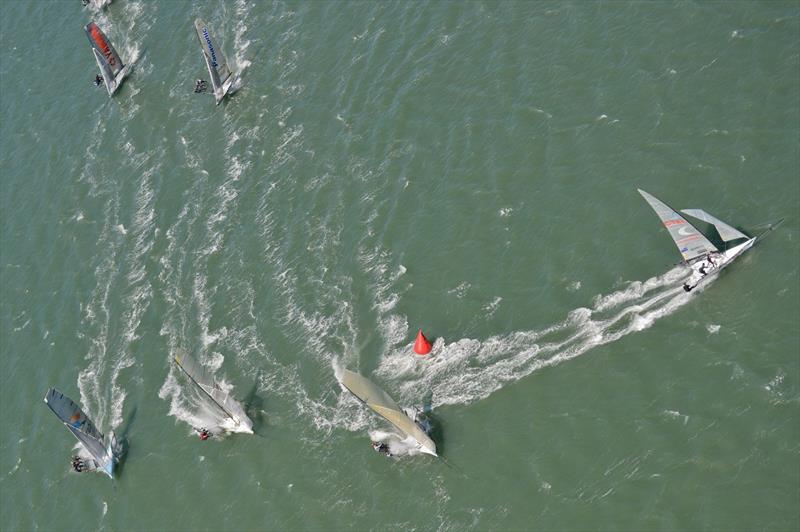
<box><xmin>90</xmin><ymin>24</ymin><xmax>116</xmax><ymax>66</ymax></box>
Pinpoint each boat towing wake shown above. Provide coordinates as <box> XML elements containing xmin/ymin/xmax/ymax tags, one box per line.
<box><xmin>374</xmin><ymin>265</ymin><xmax>700</xmax><ymax>410</ymax></box>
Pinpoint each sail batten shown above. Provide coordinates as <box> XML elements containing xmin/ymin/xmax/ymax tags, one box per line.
<box><xmin>638</xmin><ymin>189</ymin><xmax>718</xmax><ymax>261</ymax></box>
<box><xmin>681</xmin><ymin>209</ymin><xmax>749</xmax><ymax>242</ymax></box>
<box><xmin>339</xmin><ymin>369</ymin><xmax>437</xmax><ymax>456</ymax></box>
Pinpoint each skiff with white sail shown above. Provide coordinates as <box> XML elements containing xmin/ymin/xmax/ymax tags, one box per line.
<box><xmin>638</xmin><ymin>189</ymin><xmax>782</xmax><ymax>292</ymax></box>
<box><xmin>194</xmin><ymin>19</ymin><xmax>238</xmax><ymax>105</ymax></box>
<box><xmin>339</xmin><ymin>369</ymin><xmax>437</xmax><ymax>456</ymax></box>
<box><xmin>43</xmin><ymin>387</ymin><xmax>120</xmax><ymax>478</ymax></box>
<box><xmin>174</xmin><ymin>352</ymin><xmax>253</xmax><ymax>434</ymax></box>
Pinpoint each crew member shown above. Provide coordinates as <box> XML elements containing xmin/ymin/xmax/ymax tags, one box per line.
<box><xmin>71</xmin><ymin>456</ymin><xmax>84</xmax><ymax>473</ymax></box>
<box><xmin>371</xmin><ymin>441</ymin><xmax>392</xmax><ymax>457</ymax></box>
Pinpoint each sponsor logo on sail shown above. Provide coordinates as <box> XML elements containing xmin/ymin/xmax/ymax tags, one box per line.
<box><xmin>90</xmin><ymin>24</ymin><xmax>116</xmax><ymax>67</ymax></box>
<box><xmin>70</xmin><ymin>413</ymin><xmax>83</xmax><ymax>429</ymax></box>
<box><xmin>202</xmin><ymin>28</ymin><xmax>219</xmax><ymax>69</ymax></box>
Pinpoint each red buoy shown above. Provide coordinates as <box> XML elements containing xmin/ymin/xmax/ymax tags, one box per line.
<box><xmin>414</xmin><ymin>329</ymin><xmax>432</xmax><ymax>355</ymax></box>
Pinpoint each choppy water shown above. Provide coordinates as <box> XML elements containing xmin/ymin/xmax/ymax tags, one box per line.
<box><xmin>1</xmin><ymin>1</ymin><xmax>798</xmax><ymax>530</ymax></box>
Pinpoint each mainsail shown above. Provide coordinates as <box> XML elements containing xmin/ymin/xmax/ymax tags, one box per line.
<box><xmin>339</xmin><ymin>369</ymin><xmax>437</xmax><ymax>456</ymax></box>
<box><xmin>43</xmin><ymin>388</ymin><xmax>116</xmax><ymax>478</ymax></box>
<box><xmin>84</xmin><ymin>22</ymin><xmax>125</xmax><ymax>96</ymax></box>
<box><xmin>638</xmin><ymin>189</ymin><xmax>718</xmax><ymax>262</ymax></box>
<box><xmin>174</xmin><ymin>353</ymin><xmax>252</xmax><ymax>432</ymax></box>
<box><xmin>681</xmin><ymin>209</ymin><xmax>749</xmax><ymax>242</ymax></box>
<box><xmin>194</xmin><ymin>19</ymin><xmax>233</xmax><ymax>103</ymax></box>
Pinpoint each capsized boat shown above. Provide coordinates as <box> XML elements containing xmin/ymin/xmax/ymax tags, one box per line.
<box><xmin>638</xmin><ymin>189</ymin><xmax>782</xmax><ymax>292</ymax></box>
<box><xmin>43</xmin><ymin>388</ymin><xmax>120</xmax><ymax>478</ymax></box>
<box><xmin>338</xmin><ymin>369</ymin><xmax>437</xmax><ymax>456</ymax></box>
<box><xmin>194</xmin><ymin>19</ymin><xmax>238</xmax><ymax>105</ymax></box>
<box><xmin>174</xmin><ymin>352</ymin><xmax>253</xmax><ymax>433</ymax></box>
<box><xmin>84</xmin><ymin>22</ymin><xmax>128</xmax><ymax>97</ymax></box>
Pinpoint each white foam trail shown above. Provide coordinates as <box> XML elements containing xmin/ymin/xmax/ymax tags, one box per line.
<box><xmin>232</xmin><ymin>0</ymin><xmax>253</xmax><ymax>75</ymax></box>
<box><xmin>78</xmin><ymin>150</ymin><xmax>159</xmax><ymax>431</ymax></box>
<box><xmin>158</xmin><ymin>80</ymin><xmax>260</xmax><ymax>416</ymax></box>
<box><xmin>359</xmin><ymin>245</ymin><xmax>412</xmax><ymax>349</ymax></box>
<box><xmin>373</xmin><ymin>266</ymin><xmax>695</xmax><ymax>409</ymax></box>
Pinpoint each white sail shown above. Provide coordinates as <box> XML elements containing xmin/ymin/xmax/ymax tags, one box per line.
<box><xmin>681</xmin><ymin>209</ymin><xmax>750</xmax><ymax>242</ymax></box>
<box><xmin>84</xmin><ymin>22</ymin><xmax>126</xmax><ymax>97</ymax></box>
<box><xmin>174</xmin><ymin>353</ymin><xmax>253</xmax><ymax>432</ymax></box>
<box><xmin>638</xmin><ymin>189</ymin><xmax>718</xmax><ymax>262</ymax></box>
<box><xmin>194</xmin><ymin>19</ymin><xmax>236</xmax><ymax>105</ymax></box>
<box><xmin>43</xmin><ymin>388</ymin><xmax>117</xmax><ymax>478</ymax></box>
<box><xmin>339</xmin><ymin>369</ymin><xmax>437</xmax><ymax>456</ymax></box>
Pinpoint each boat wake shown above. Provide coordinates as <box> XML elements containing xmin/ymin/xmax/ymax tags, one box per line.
<box><xmin>373</xmin><ymin>265</ymin><xmax>698</xmax><ymax>410</ymax></box>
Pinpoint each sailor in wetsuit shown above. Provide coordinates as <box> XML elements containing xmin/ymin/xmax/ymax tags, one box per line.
<box><xmin>93</xmin><ymin>74</ymin><xmax>103</xmax><ymax>87</ymax></box>
<box><xmin>371</xmin><ymin>441</ymin><xmax>392</xmax><ymax>457</ymax></box>
<box><xmin>71</xmin><ymin>456</ymin><xmax>85</xmax><ymax>473</ymax></box>
<box><xmin>194</xmin><ymin>79</ymin><xmax>207</xmax><ymax>93</ymax></box>
<box><xmin>197</xmin><ymin>427</ymin><xmax>210</xmax><ymax>441</ymax></box>
<box><xmin>684</xmin><ymin>252</ymin><xmax>721</xmax><ymax>292</ymax></box>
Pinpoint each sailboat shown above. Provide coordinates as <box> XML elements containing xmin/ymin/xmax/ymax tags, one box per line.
<box><xmin>174</xmin><ymin>353</ymin><xmax>253</xmax><ymax>433</ymax></box>
<box><xmin>638</xmin><ymin>189</ymin><xmax>782</xmax><ymax>292</ymax></box>
<box><xmin>338</xmin><ymin>369</ymin><xmax>437</xmax><ymax>456</ymax></box>
<box><xmin>43</xmin><ymin>388</ymin><xmax>120</xmax><ymax>478</ymax></box>
<box><xmin>84</xmin><ymin>22</ymin><xmax>128</xmax><ymax>97</ymax></box>
<box><xmin>194</xmin><ymin>19</ymin><xmax>238</xmax><ymax>105</ymax></box>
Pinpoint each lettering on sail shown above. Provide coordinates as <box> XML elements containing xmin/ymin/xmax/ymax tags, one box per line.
<box><xmin>90</xmin><ymin>25</ymin><xmax>116</xmax><ymax>67</ymax></box>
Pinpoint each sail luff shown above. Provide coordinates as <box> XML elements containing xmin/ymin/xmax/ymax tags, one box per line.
<box><xmin>638</xmin><ymin>189</ymin><xmax>718</xmax><ymax>262</ymax></box>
